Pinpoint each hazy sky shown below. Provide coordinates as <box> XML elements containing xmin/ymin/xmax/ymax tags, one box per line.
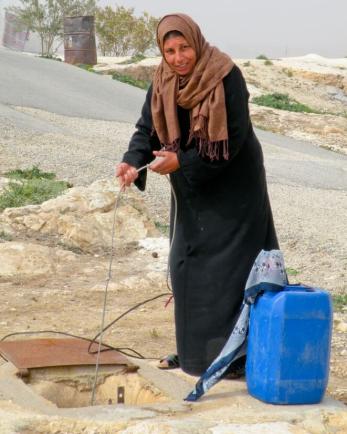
<box><xmin>1</xmin><ymin>0</ymin><xmax>346</xmax><ymax>58</ymax></box>
<box><xmin>99</xmin><ymin>0</ymin><xmax>347</xmax><ymax>58</ymax></box>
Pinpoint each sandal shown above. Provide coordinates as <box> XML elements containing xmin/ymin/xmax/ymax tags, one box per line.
<box><xmin>157</xmin><ymin>354</ymin><xmax>180</xmax><ymax>370</ymax></box>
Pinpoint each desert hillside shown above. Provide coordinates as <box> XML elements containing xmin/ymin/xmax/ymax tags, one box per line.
<box><xmin>95</xmin><ymin>53</ymin><xmax>347</xmax><ymax>154</ymax></box>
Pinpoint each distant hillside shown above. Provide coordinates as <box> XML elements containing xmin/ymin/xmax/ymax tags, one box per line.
<box><xmin>93</xmin><ymin>54</ymin><xmax>347</xmax><ymax>155</ymax></box>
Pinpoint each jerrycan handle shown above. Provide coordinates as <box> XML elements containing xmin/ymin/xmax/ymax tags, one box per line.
<box><xmin>284</xmin><ymin>284</ymin><xmax>315</xmax><ymax>292</ymax></box>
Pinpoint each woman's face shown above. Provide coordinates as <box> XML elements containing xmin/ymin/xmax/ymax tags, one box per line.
<box><xmin>163</xmin><ymin>35</ymin><xmax>197</xmax><ymax>76</ymax></box>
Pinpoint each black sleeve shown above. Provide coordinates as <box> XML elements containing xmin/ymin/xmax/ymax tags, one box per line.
<box><xmin>122</xmin><ymin>84</ymin><xmax>161</xmax><ymax>191</ymax></box>
<box><xmin>177</xmin><ymin>65</ymin><xmax>251</xmax><ymax>188</ymax></box>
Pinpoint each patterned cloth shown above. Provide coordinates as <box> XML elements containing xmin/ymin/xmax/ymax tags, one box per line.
<box><xmin>185</xmin><ymin>249</ymin><xmax>288</xmax><ymax>402</ymax></box>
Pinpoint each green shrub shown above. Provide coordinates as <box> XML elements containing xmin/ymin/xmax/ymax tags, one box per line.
<box><xmin>0</xmin><ymin>230</ymin><xmax>13</xmax><ymax>241</ymax></box>
<box><xmin>256</xmin><ymin>54</ymin><xmax>269</xmax><ymax>60</ymax></box>
<box><xmin>112</xmin><ymin>72</ymin><xmax>150</xmax><ymax>90</ymax></box>
<box><xmin>5</xmin><ymin>166</ymin><xmax>55</xmax><ymax>180</ymax></box>
<box><xmin>0</xmin><ymin>179</ymin><xmax>69</xmax><ymax>211</ymax></box>
<box><xmin>286</xmin><ymin>267</ymin><xmax>300</xmax><ymax>276</ymax></box>
<box><xmin>332</xmin><ymin>294</ymin><xmax>347</xmax><ymax>312</ymax></box>
<box><xmin>282</xmin><ymin>68</ymin><xmax>293</xmax><ymax>77</ymax></box>
<box><xmin>264</xmin><ymin>59</ymin><xmax>273</xmax><ymax>66</ymax></box>
<box><xmin>243</xmin><ymin>61</ymin><xmax>251</xmax><ymax>67</ymax></box>
<box><xmin>119</xmin><ymin>54</ymin><xmax>146</xmax><ymax>65</ymax></box>
<box><xmin>39</xmin><ymin>54</ymin><xmax>62</xmax><ymax>61</ymax></box>
<box><xmin>252</xmin><ymin>93</ymin><xmax>319</xmax><ymax>113</ymax></box>
<box><xmin>0</xmin><ymin>166</ymin><xmax>70</xmax><ymax>211</ymax></box>
<box><xmin>76</xmin><ymin>63</ymin><xmax>95</xmax><ymax>72</ymax></box>
<box><xmin>155</xmin><ymin>221</ymin><xmax>170</xmax><ymax>236</ymax></box>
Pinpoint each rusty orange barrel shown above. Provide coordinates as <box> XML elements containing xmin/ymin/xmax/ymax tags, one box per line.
<box><xmin>64</xmin><ymin>16</ymin><xmax>97</xmax><ymax>65</ymax></box>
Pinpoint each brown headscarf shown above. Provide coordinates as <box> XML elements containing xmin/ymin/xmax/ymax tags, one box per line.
<box><xmin>151</xmin><ymin>13</ymin><xmax>234</xmax><ymax>160</ymax></box>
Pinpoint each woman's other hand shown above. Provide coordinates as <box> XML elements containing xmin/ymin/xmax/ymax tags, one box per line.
<box><xmin>115</xmin><ymin>162</ymin><xmax>138</xmax><ymax>188</ymax></box>
<box><xmin>150</xmin><ymin>150</ymin><xmax>180</xmax><ymax>175</ymax></box>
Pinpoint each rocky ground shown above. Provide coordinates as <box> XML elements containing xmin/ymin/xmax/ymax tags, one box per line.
<box><xmin>95</xmin><ymin>54</ymin><xmax>347</xmax><ymax>155</ymax></box>
<box><xmin>244</xmin><ymin>57</ymin><xmax>347</xmax><ymax>155</ymax></box>
<box><xmin>0</xmin><ymin>54</ymin><xmax>346</xmax><ymax>432</ymax></box>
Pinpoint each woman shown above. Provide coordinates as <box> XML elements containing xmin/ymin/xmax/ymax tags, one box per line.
<box><xmin>116</xmin><ymin>13</ymin><xmax>278</xmax><ymax>376</ymax></box>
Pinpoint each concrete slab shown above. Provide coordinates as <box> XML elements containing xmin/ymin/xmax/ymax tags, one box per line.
<box><xmin>0</xmin><ymin>359</ymin><xmax>346</xmax><ymax>433</ymax></box>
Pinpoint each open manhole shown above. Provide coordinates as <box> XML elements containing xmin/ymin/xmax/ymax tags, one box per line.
<box><xmin>0</xmin><ymin>338</ymin><xmax>170</xmax><ymax>408</ymax></box>
<box><xmin>22</xmin><ymin>365</ymin><xmax>169</xmax><ymax>408</ymax></box>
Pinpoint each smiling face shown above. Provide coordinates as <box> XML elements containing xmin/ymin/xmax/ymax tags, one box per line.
<box><xmin>163</xmin><ymin>35</ymin><xmax>197</xmax><ymax>76</ymax></box>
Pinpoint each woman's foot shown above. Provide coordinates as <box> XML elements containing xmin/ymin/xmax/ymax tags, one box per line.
<box><xmin>157</xmin><ymin>354</ymin><xmax>180</xmax><ymax>369</ymax></box>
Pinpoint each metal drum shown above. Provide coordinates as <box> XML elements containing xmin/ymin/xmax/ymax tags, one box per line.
<box><xmin>3</xmin><ymin>11</ymin><xmax>29</xmax><ymax>51</ymax></box>
<box><xmin>64</xmin><ymin>16</ymin><xmax>97</xmax><ymax>65</ymax></box>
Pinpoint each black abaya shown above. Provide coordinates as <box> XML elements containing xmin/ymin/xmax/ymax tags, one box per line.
<box><xmin>122</xmin><ymin>65</ymin><xmax>278</xmax><ymax>375</ymax></box>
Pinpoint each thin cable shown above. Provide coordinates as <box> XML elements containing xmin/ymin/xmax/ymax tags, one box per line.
<box><xmin>90</xmin><ymin>188</ymin><xmax>122</xmax><ymax>406</ymax></box>
<box><xmin>137</xmin><ymin>157</ymin><xmax>178</xmax><ymax>294</ymax></box>
<box><xmin>0</xmin><ymin>329</ymin><xmax>161</xmax><ymax>360</ymax></box>
<box><xmin>117</xmin><ymin>162</ymin><xmax>178</xmax><ymax>294</ymax></box>
<box><xmin>87</xmin><ymin>292</ymin><xmax>170</xmax><ymax>353</ymax></box>
<box><xmin>0</xmin><ymin>330</ymin><xmax>145</xmax><ymax>359</ymax></box>
<box><xmin>1</xmin><ymin>330</ymin><xmax>95</xmax><ymax>344</ymax></box>
<box><xmin>165</xmin><ymin>174</ymin><xmax>178</xmax><ymax>294</ymax></box>
<box><xmin>90</xmin><ymin>164</ymin><xmax>153</xmax><ymax>405</ymax></box>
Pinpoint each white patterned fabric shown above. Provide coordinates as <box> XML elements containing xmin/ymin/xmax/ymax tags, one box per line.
<box><xmin>185</xmin><ymin>249</ymin><xmax>287</xmax><ymax>402</ymax></box>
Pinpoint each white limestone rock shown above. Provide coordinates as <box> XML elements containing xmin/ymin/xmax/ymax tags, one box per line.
<box><xmin>0</xmin><ymin>179</ymin><xmax>156</xmax><ymax>252</ymax></box>
<box><xmin>0</xmin><ymin>242</ymin><xmax>76</xmax><ymax>280</ymax></box>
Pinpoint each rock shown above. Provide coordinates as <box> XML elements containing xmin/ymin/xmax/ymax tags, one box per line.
<box><xmin>0</xmin><ymin>241</ymin><xmax>76</xmax><ymax>280</ymax></box>
<box><xmin>0</xmin><ymin>242</ymin><xmax>54</xmax><ymax>279</ymax></box>
<box><xmin>249</xmin><ymin>103</ymin><xmax>347</xmax><ymax>155</ymax></box>
<box><xmin>91</xmin><ymin>270</ymin><xmax>167</xmax><ymax>293</ymax></box>
<box><xmin>300</xmin><ymin>418</ymin><xmax>328</xmax><ymax>434</ymax></box>
<box><xmin>138</xmin><ymin>237</ymin><xmax>170</xmax><ymax>273</ymax></box>
<box><xmin>210</xmin><ymin>422</ymin><xmax>307</xmax><ymax>434</ymax></box>
<box><xmin>0</xmin><ymin>177</ymin><xmax>22</xmax><ymax>195</ymax></box>
<box><xmin>0</xmin><ymin>179</ymin><xmax>157</xmax><ymax>253</ymax></box>
<box><xmin>0</xmin><ymin>177</ymin><xmax>10</xmax><ymax>195</ymax></box>
<box><xmin>335</xmin><ymin>320</ymin><xmax>347</xmax><ymax>333</ymax></box>
<box><xmin>139</xmin><ymin>237</ymin><xmax>169</xmax><ymax>253</ymax></box>
<box><xmin>324</xmin><ymin>411</ymin><xmax>347</xmax><ymax>433</ymax></box>
<box><xmin>119</xmin><ymin>419</ymin><xmax>208</xmax><ymax>434</ymax></box>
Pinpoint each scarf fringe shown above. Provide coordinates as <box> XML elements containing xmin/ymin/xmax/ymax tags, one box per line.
<box><xmin>158</xmin><ymin>136</ymin><xmax>229</xmax><ymax>161</ymax></box>
<box><xmin>197</xmin><ymin>138</ymin><xmax>229</xmax><ymax>161</ymax></box>
<box><xmin>151</xmin><ymin>128</ymin><xmax>181</xmax><ymax>153</ymax></box>
<box><xmin>161</xmin><ymin>138</ymin><xmax>181</xmax><ymax>153</ymax></box>
<box><xmin>189</xmin><ymin>115</ymin><xmax>230</xmax><ymax>161</ymax></box>
<box><xmin>157</xmin><ymin>136</ymin><xmax>230</xmax><ymax>161</ymax></box>
<box><xmin>154</xmin><ymin>116</ymin><xmax>230</xmax><ymax>161</ymax></box>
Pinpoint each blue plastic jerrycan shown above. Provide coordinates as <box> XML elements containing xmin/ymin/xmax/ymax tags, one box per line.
<box><xmin>246</xmin><ymin>284</ymin><xmax>333</xmax><ymax>404</ymax></box>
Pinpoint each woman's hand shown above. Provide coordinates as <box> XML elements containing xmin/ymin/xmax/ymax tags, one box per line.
<box><xmin>115</xmin><ymin>162</ymin><xmax>138</xmax><ymax>188</ymax></box>
<box><xmin>150</xmin><ymin>150</ymin><xmax>180</xmax><ymax>175</ymax></box>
